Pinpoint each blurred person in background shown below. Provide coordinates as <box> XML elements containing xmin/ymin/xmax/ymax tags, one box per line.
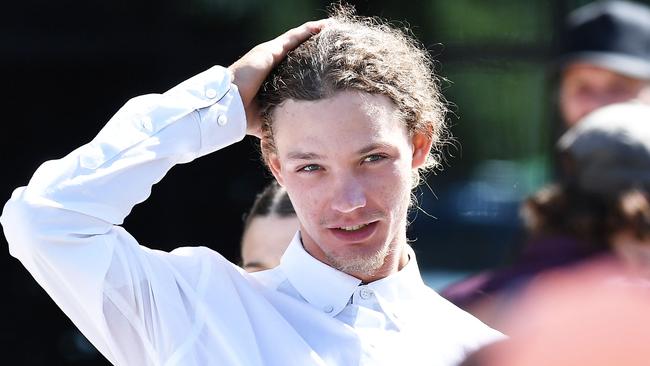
<box><xmin>524</xmin><ymin>102</ymin><xmax>650</xmax><ymax>285</ymax></box>
<box><xmin>462</xmin><ymin>117</ymin><xmax>650</xmax><ymax>364</ymax></box>
<box><xmin>460</xmin><ymin>263</ymin><xmax>650</xmax><ymax>366</ymax></box>
<box><xmin>240</xmin><ymin>181</ymin><xmax>298</xmax><ymax>272</ymax></box>
<box><xmin>442</xmin><ymin>0</ymin><xmax>650</xmax><ymax>328</ymax></box>
<box><xmin>556</xmin><ymin>0</ymin><xmax>650</xmax><ymax>127</ymax></box>
<box><xmin>447</xmin><ymin>101</ymin><xmax>650</xmax><ymax>330</ymax></box>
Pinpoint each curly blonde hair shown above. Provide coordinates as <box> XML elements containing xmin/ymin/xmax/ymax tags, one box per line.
<box><xmin>257</xmin><ymin>5</ymin><xmax>449</xmax><ymax>188</ymax></box>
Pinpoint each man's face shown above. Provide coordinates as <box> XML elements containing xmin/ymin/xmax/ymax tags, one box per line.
<box><xmin>559</xmin><ymin>63</ymin><xmax>648</xmax><ymax>126</ymax></box>
<box><xmin>266</xmin><ymin>91</ymin><xmax>431</xmax><ymax>281</ymax></box>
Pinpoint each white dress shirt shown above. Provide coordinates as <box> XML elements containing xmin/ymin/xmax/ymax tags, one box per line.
<box><xmin>1</xmin><ymin>65</ymin><xmax>502</xmax><ymax>366</ymax></box>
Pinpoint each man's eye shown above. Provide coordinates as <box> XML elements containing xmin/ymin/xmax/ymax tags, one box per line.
<box><xmin>299</xmin><ymin>164</ymin><xmax>321</xmax><ymax>172</ymax></box>
<box><xmin>363</xmin><ymin>154</ymin><xmax>386</xmax><ymax>163</ymax></box>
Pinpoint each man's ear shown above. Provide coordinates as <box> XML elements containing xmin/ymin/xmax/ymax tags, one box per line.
<box><xmin>262</xmin><ymin>141</ymin><xmax>285</xmax><ymax>186</ymax></box>
<box><xmin>411</xmin><ymin>132</ymin><xmax>433</xmax><ymax>169</ymax></box>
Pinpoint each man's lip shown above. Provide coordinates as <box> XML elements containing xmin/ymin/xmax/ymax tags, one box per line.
<box><xmin>327</xmin><ymin>220</ymin><xmax>379</xmax><ymax>229</ymax></box>
<box><xmin>327</xmin><ymin>221</ymin><xmax>379</xmax><ymax>242</ymax></box>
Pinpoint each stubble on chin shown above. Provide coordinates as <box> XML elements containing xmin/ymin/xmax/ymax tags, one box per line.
<box><xmin>325</xmin><ymin>243</ymin><xmax>393</xmax><ymax>277</ymax></box>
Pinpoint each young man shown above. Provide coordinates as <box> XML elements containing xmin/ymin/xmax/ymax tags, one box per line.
<box><xmin>2</xmin><ymin>10</ymin><xmax>501</xmax><ymax>366</ymax></box>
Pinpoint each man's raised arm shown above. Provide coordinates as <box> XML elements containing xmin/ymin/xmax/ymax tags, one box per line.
<box><xmin>1</xmin><ymin>21</ymin><xmax>326</xmax><ymax>365</ymax></box>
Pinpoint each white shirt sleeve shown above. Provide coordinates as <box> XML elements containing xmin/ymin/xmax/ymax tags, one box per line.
<box><xmin>1</xmin><ymin>65</ymin><xmax>247</xmax><ymax>365</ymax></box>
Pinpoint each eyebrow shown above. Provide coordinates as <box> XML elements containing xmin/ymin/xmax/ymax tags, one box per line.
<box><xmin>356</xmin><ymin>142</ymin><xmax>393</xmax><ymax>155</ymax></box>
<box><xmin>286</xmin><ymin>152</ymin><xmax>324</xmax><ymax>161</ymax></box>
<box><xmin>285</xmin><ymin>143</ymin><xmax>394</xmax><ymax>161</ymax></box>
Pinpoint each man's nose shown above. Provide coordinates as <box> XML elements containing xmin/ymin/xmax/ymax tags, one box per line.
<box><xmin>330</xmin><ymin>176</ymin><xmax>367</xmax><ymax>213</ymax></box>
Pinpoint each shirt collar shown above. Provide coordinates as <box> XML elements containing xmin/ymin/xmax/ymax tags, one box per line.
<box><xmin>280</xmin><ymin>232</ymin><xmax>361</xmax><ymax>316</ymax></box>
<box><xmin>279</xmin><ymin>232</ymin><xmax>426</xmax><ymax>317</ymax></box>
<box><xmin>364</xmin><ymin>245</ymin><xmax>425</xmax><ymax>302</ymax></box>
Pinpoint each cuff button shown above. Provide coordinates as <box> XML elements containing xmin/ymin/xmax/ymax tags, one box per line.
<box><xmin>205</xmin><ymin>88</ymin><xmax>218</xmax><ymax>99</ymax></box>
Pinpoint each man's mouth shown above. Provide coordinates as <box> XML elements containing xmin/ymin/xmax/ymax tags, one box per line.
<box><xmin>329</xmin><ymin>221</ymin><xmax>379</xmax><ymax>242</ymax></box>
<box><xmin>338</xmin><ymin>223</ymin><xmax>369</xmax><ymax>231</ymax></box>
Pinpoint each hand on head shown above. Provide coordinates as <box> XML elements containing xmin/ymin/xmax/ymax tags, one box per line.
<box><xmin>228</xmin><ymin>20</ymin><xmax>330</xmax><ymax>138</ymax></box>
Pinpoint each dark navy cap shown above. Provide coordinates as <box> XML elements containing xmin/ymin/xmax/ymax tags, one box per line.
<box><xmin>559</xmin><ymin>1</ymin><xmax>650</xmax><ymax>79</ymax></box>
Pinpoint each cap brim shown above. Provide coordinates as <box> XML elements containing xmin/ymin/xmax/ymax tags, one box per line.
<box><xmin>557</xmin><ymin>52</ymin><xmax>650</xmax><ymax>80</ymax></box>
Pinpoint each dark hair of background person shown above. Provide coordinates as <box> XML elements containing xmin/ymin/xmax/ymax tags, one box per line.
<box><xmin>243</xmin><ymin>181</ymin><xmax>295</xmax><ymax>230</ymax></box>
<box><xmin>527</xmin><ymin>100</ymin><xmax>650</xmax><ymax>249</ymax></box>
<box><xmin>522</xmin><ymin>184</ymin><xmax>650</xmax><ymax>251</ymax></box>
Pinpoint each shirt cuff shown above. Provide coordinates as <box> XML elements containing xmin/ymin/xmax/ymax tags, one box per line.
<box><xmin>196</xmin><ymin>78</ymin><xmax>247</xmax><ymax>157</ymax></box>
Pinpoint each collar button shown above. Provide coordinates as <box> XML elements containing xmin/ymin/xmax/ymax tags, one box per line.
<box><xmin>359</xmin><ymin>287</ymin><xmax>373</xmax><ymax>300</ymax></box>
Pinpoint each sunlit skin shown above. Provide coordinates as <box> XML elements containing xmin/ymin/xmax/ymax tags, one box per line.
<box><xmin>241</xmin><ymin>215</ymin><xmax>300</xmax><ymax>272</ymax></box>
<box><xmin>266</xmin><ymin>91</ymin><xmax>432</xmax><ymax>283</ymax></box>
<box><xmin>559</xmin><ymin>63</ymin><xmax>649</xmax><ymax>126</ymax></box>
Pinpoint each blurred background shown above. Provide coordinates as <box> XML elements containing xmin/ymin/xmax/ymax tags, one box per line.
<box><xmin>1</xmin><ymin>0</ymin><xmax>643</xmax><ymax>363</ymax></box>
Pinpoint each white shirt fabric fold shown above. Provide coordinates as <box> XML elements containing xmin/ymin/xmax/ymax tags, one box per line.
<box><xmin>2</xmin><ymin>65</ymin><xmax>502</xmax><ymax>366</ymax></box>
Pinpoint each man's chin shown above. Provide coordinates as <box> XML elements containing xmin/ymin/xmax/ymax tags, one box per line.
<box><xmin>326</xmin><ymin>246</ymin><xmax>389</xmax><ymax>277</ymax></box>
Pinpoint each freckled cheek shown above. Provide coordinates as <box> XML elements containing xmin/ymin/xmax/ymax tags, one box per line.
<box><xmin>365</xmin><ymin>166</ymin><xmax>412</xmax><ymax>207</ymax></box>
<box><xmin>285</xmin><ymin>180</ymin><xmax>328</xmax><ymax>225</ymax></box>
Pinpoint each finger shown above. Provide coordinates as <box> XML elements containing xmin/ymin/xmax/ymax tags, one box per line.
<box><xmin>282</xmin><ymin>19</ymin><xmax>330</xmax><ymax>45</ymax></box>
<box><xmin>270</xmin><ymin>19</ymin><xmax>331</xmax><ymax>62</ymax></box>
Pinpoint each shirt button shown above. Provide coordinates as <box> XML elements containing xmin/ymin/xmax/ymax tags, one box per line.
<box><xmin>323</xmin><ymin>305</ymin><xmax>334</xmax><ymax>313</ymax></box>
<box><xmin>205</xmin><ymin>88</ymin><xmax>218</xmax><ymax>99</ymax></box>
<box><xmin>359</xmin><ymin>287</ymin><xmax>373</xmax><ymax>300</ymax></box>
<box><xmin>217</xmin><ymin>114</ymin><xmax>228</xmax><ymax>126</ymax></box>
